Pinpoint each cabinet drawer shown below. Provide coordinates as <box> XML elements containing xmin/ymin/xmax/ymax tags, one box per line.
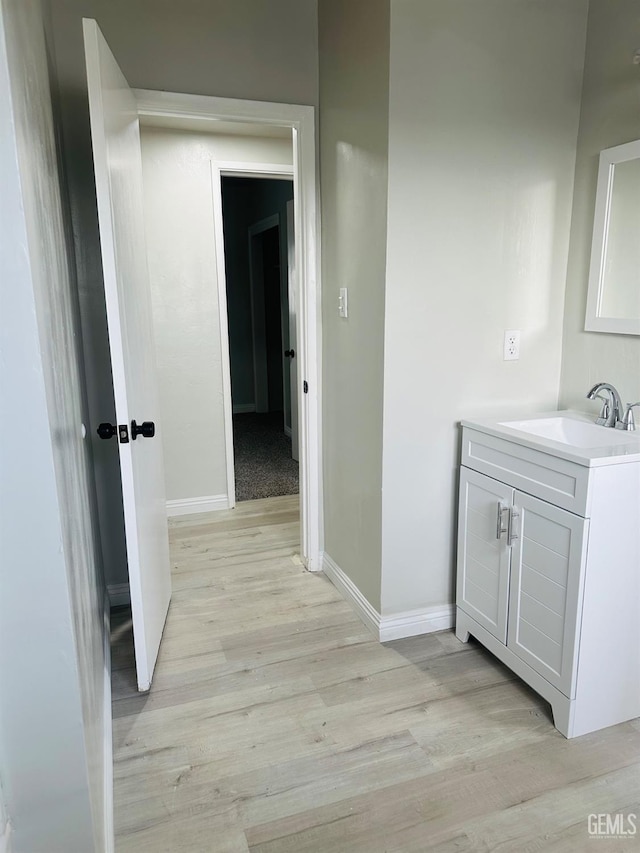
<box><xmin>462</xmin><ymin>428</ymin><xmax>590</xmax><ymax>516</ymax></box>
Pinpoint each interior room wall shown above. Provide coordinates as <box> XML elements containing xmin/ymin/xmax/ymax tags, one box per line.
<box><xmin>140</xmin><ymin>126</ymin><xmax>293</xmax><ymax>507</ymax></box>
<box><xmin>222</xmin><ymin>177</ymin><xmax>295</xmax><ymax>417</ymax></box>
<box><xmin>0</xmin><ymin>778</ymin><xmax>7</xmax><ymax>851</ymax></box>
<box><xmin>559</xmin><ymin>0</ymin><xmax>640</xmax><ymax>411</ymax></box>
<box><xmin>0</xmin><ymin>0</ymin><xmax>106</xmax><ymax>849</ymax></box>
<box><xmin>381</xmin><ymin>0</ymin><xmax>589</xmax><ymax>617</ymax></box>
<box><xmin>318</xmin><ymin>0</ymin><xmax>391</xmax><ymax>611</ymax></box>
<box><xmin>47</xmin><ymin>0</ymin><xmax>318</xmax><ymax>585</ymax></box>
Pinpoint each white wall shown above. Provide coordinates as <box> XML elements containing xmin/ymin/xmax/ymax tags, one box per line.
<box><xmin>559</xmin><ymin>0</ymin><xmax>640</xmax><ymax>412</ymax></box>
<box><xmin>140</xmin><ymin>126</ymin><xmax>293</xmax><ymax>506</ymax></box>
<box><xmin>381</xmin><ymin>0</ymin><xmax>588</xmax><ymax>616</ymax></box>
<box><xmin>0</xmin><ymin>0</ymin><xmax>106</xmax><ymax>849</ymax></box>
<box><xmin>318</xmin><ymin>0</ymin><xmax>390</xmax><ymax>611</ymax></box>
<box><xmin>47</xmin><ymin>0</ymin><xmax>318</xmax><ymax>585</ymax></box>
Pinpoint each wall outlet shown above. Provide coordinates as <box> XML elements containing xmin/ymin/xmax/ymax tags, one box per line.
<box><xmin>503</xmin><ymin>329</ymin><xmax>520</xmax><ymax>361</ymax></box>
<box><xmin>338</xmin><ymin>287</ymin><xmax>348</xmax><ymax>318</ymax></box>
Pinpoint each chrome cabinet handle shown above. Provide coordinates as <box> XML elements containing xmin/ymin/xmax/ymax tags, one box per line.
<box><xmin>496</xmin><ymin>502</ymin><xmax>509</xmax><ymax>540</ymax></box>
<box><xmin>507</xmin><ymin>506</ymin><xmax>520</xmax><ymax>547</ymax></box>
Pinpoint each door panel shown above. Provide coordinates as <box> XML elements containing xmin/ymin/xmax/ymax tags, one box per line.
<box><xmin>83</xmin><ymin>18</ymin><xmax>171</xmax><ymax>691</ymax></box>
<box><xmin>286</xmin><ymin>199</ymin><xmax>299</xmax><ymax>462</ymax></box>
<box><xmin>248</xmin><ymin>227</ymin><xmax>269</xmax><ymax>413</ymax></box>
<box><xmin>457</xmin><ymin>468</ymin><xmax>512</xmax><ymax>643</ymax></box>
<box><xmin>507</xmin><ymin>491</ymin><xmax>588</xmax><ymax>697</ymax></box>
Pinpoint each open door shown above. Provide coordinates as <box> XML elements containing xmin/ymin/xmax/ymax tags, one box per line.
<box><xmin>83</xmin><ymin>18</ymin><xmax>171</xmax><ymax>691</ymax></box>
<box><xmin>286</xmin><ymin>199</ymin><xmax>299</xmax><ymax>462</ymax></box>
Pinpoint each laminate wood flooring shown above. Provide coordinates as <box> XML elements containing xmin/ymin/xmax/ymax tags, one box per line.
<box><xmin>111</xmin><ymin>495</ymin><xmax>640</xmax><ymax>852</ymax></box>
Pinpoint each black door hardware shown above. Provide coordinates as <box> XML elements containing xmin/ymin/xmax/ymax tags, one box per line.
<box><xmin>97</xmin><ymin>422</ymin><xmax>130</xmax><ymax>443</ymax></box>
<box><xmin>97</xmin><ymin>422</ymin><xmax>116</xmax><ymax>440</ymax></box>
<box><xmin>131</xmin><ymin>420</ymin><xmax>156</xmax><ymax>440</ymax></box>
<box><xmin>284</xmin><ymin>349</ymin><xmax>295</xmax><ymax>358</ymax></box>
<box><xmin>303</xmin><ymin>380</ymin><xmax>308</xmax><ymax>394</ymax></box>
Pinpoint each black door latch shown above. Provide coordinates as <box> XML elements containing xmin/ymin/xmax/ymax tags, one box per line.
<box><xmin>97</xmin><ymin>422</ymin><xmax>130</xmax><ymax>443</ymax></box>
<box><xmin>131</xmin><ymin>420</ymin><xmax>155</xmax><ymax>440</ymax></box>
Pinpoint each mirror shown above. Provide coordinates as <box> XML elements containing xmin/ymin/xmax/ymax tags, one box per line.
<box><xmin>585</xmin><ymin>138</ymin><xmax>640</xmax><ymax>335</ymax></box>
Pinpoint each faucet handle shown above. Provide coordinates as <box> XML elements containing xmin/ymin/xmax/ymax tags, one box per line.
<box><xmin>592</xmin><ymin>394</ymin><xmax>611</xmax><ymax>425</ymax></box>
<box><xmin>621</xmin><ymin>402</ymin><xmax>640</xmax><ymax>431</ymax></box>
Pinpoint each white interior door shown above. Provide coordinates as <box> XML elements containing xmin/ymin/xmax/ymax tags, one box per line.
<box><xmin>83</xmin><ymin>18</ymin><xmax>171</xmax><ymax>691</ymax></box>
<box><xmin>286</xmin><ymin>199</ymin><xmax>299</xmax><ymax>462</ymax></box>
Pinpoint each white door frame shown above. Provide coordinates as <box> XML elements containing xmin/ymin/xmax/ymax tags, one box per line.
<box><xmin>212</xmin><ymin>163</ymin><xmax>291</xmax><ymax>510</ymax></box>
<box><xmin>134</xmin><ymin>91</ymin><xmax>322</xmax><ymax>571</ymax></box>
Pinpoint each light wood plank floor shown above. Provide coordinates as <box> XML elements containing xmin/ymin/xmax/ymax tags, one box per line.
<box><xmin>111</xmin><ymin>495</ymin><xmax>640</xmax><ymax>852</ymax></box>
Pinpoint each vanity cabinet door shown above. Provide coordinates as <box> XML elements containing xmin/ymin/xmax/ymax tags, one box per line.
<box><xmin>457</xmin><ymin>468</ymin><xmax>513</xmax><ymax>643</ymax></box>
<box><xmin>507</xmin><ymin>492</ymin><xmax>588</xmax><ymax>697</ymax></box>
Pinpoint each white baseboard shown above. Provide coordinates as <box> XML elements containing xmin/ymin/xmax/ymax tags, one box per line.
<box><xmin>107</xmin><ymin>583</ymin><xmax>130</xmax><ymax>607</ymax></box>
<box><xmin>284</xmin><ymin>424</ymin><xmax>292</xmax><ymax>438</ymax></box>
<box><xmin>233</xmin><ymin>403</ymin><xmax>256</xmax><ymax>414</ymax></box>
<box><xmin>322</xmin><ymin>552</ymin><xmax>454</xmax><ymax>642</ymax></box>
<box><xmin>379</xmin><ymin>605</ymin><xmax>455</xmax><ymax>642</ymax></box>
<box><xmin>322</xmin><ymin>553</ymin><xmax>380</xmax><ymax>638</ymax></box>
<box><xmin>166</xmin><ymin>494</ymin><xmax>229</xmax><ymax>517</ymax></box>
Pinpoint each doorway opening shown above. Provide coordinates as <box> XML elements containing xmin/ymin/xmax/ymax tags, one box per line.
<box><xmin>90</xmin><ymin>62</ymin><xmax>321</xmax><ymax>713</ymax></box>
<box><xmin>133</xmin><ymin>93</ymin><xmax>321</xmax><ymax>585</ymax></box>
<box><xmin>221</xmin><ymin>176</ymin><xmax>299</xmax><ymax>502</ymax></box>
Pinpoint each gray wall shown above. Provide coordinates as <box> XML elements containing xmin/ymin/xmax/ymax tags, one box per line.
<box><xmin>559</xmin><ymin>0</ymin><xmax>640</xmax><ymax>411</ymax></box>
<box><xmin>46</xmin><ymin>0</ymin><xmax>319</xmax><ymax>585</ymax></box>
<box><xmin>380</xmin><ymin>0</ymin><xmax>588</xmax><ymax>617</ymax></box>
<box><xmin>51</xmin><ymin>0</ymin><xmax>319</xmax><ymax>105</ymax></box>
<box><xmin>318</xmin><ymin>0</ymin><xmax>390</xmax><ymax>611</ymax></box>
<box><xmin>0</xmin><ymin>0</ymin><xmax>106</xmax><ymax>849</ymax></box>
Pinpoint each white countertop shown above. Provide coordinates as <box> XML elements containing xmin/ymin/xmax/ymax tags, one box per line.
<box><xmin>460</xmin><ymin>410</ymin><xmax>640</xmax><ymax>467</ymax></box>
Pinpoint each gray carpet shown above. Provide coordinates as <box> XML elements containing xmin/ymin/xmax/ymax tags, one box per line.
<box><xmin>233</xmin><ymin>411</ymin><xmax>299</xmax><ymax>501</ymax></box>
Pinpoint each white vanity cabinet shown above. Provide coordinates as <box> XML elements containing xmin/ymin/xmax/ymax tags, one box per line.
<box><xmin>456</xmin><ymin>417</ymin><xmax>640</xmax><ymax>738</ymax></box>
<box><xmin>458</xmin><ymin>468</ymin><xmax>587</xmax><ymax>699</ymax></box>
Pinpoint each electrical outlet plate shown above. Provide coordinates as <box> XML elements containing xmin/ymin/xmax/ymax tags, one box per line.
<box><xmin>504</xmin><ymin>329</ymin><xmax>520</xmax><ymax>361</ymax></box>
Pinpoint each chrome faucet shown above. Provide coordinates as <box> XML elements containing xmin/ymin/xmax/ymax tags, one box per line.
<box><xmin>620</xmin><ymin>402</ymin><xmax>640</xmax><ymax>431</ymax></box>
<box><xmin>586</xmin><ymin>382</ymin><xmax>624</xmax><ymax>428</ymax></box>
<box><xmin>586</xmin><ymin>382</ymin><xmax>640</xmax><ymax>430</ymax></box>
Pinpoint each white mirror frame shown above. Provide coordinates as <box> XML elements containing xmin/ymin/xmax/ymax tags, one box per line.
<box><xmin>585</xmin><ymin>138</ymin><xmax>640</xmax><ymax>336</ymax></box>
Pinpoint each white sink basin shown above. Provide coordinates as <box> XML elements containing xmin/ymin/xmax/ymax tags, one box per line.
<box><xmin>499</xmin><ymin>416</ymin><xmax>634</xmax><ymax>448</ymax></box>
<box><xmin>462</xmin><ymin>410</ymin><xmax>640</xmax><ymax>467</ymax></box>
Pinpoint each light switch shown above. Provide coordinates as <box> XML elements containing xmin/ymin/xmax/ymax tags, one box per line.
<box><xmin>338</xmin><ymin>287</ymin><xmax>348</xmax><ymax>318</ymax></box>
